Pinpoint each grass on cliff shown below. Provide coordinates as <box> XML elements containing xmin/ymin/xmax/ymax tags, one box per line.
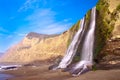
<box><xmin>67</xmin><ymin>20</ymin><xmax>81</xmax><ymax>47</ymax></box>
<box><xmin>67</xmin><ymin>0</ymin><xmax>117</xmax><ymax>62</ymax></box>
<box><xmin>94</xmin><ymin>0</ymin><xmax>115</xmax><ymax>59</ymax></box>
<box><xmin>116</xmin><ymin>4</ymin><xmax>120</xmax><ymax>11</ymax></box>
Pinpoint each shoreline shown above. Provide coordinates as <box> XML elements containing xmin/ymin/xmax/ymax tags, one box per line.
<box><xmin>2</xmin><ymin>63</ymin><xmax>120</xmax><ymax>80</ymax></box>
<box><xmin>0</xmin><ymin>74</ymin><xmax>13</xmax><ymax>80</ymax></box>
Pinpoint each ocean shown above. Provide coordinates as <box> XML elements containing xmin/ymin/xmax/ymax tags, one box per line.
<box><xmin>0</xmin><ymin>74</ymin><xmax>12</xmax><ymax>80</ymax></box>
<box><xmin>0</xmin><ymin>64</ymin><xmax>22</xmax><ymax>80</ymax></box>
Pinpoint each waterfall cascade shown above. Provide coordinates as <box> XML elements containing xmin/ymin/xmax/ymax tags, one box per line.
<box><xmin>71</xmin><ymin>7</ymin><xmax>96</xmax><ymax>76</ymax></box>
<box><xmin>57</xmin><ymin>17</ymin><xmax>86</xmax><ymax>69</ymax></box>
<box><xmin>51</xmin><ymin>7</ymin><xmax>96</xmax><ymax>76</ymax></box>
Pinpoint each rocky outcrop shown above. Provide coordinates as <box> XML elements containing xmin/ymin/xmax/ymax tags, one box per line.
<box><xmin>94</xmin><ymin>0</ymin><xmax>120</xmax><ymax>59</ymax></box>
<box><xmin>0</xmin><ymin>0</ymin><xmax>119</xmax><ymax>64</ymax></box>
<box><xmin>99</xmin><ymin>39</ymin><xmax>120</xmax><ymax>61</ymax></box>
<box><xmin>0</xmin><ymin>19</ymin><xmax>81</xmax><ymax>63</ymax></box>
<box><xmin>111</xmin><ymin>6</ymin><xmax>120</xmax><ymax>39</ymax></box>
<box><xmin>0</xmin><ymin>31</ymin><xmax>70</xmax><ymax>62</ymax></box>
<box><xmin>0</xmin><ymin>21</ymin><xmax>83</xmax><ymax>63</ymax></box>
<box><xmin>92</xmin><ymin>0</ymin><xmax>120</xmax><ymax>65</ymax></box>
<box><xmin>106</xmin><ymin>0</ymin><xmax>120</xmax><ymax>39</ymax></box>
<box><xmin>108</xmin><ymin>0</ymin><xmax>120</xmax><ymax>12</ymax></box>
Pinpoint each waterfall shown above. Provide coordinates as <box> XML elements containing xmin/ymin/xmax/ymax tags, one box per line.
<box><xmin>81</xmin><ymin>7</ymin><xmax>96</xmax><ymax>61</ymax></box>
<box><xmin>71</xmin><ymin>7</ymin><xmax>96</xmax><ymax>76</ymax></box>
<box><xmin>57</xmin><ymin>17</ymin><xmax>86</xmax><ymax>69</ymax></box>
<box><xmin>50</xmin><ymin>7</ymin><xmax>96</xmax><ymax>76</ymax></box>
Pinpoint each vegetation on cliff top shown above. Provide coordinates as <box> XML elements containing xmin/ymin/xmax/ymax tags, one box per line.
<box><xmin>66</xmin><ymin>0</ymin><xmax>119</xmax><ymax>62</ymax></box>
<box><xmin>94</xmin><ymin>0</ymin><xmax>120</xmax><ymax>60</ymax></box>
<box><xmin>94</xmin><ymin>0</ymin><xmax>111</xmax><ymax>59</ymax></box>
<box><xmin>67</xmin><ymin>20</ymin><xmax>81</xmax><ymax>47</ymax></box>
<box><xmin>67</xmin><ymin>10</ymin><xmax>91</xmax><ymax>62</ymax></box>
<box><xmin>111</xmin><ymin>4</ymin><xmax>120</xmax><ymax>21</ymax></box>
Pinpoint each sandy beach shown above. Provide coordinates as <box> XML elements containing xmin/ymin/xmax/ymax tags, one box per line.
<box><xmin>2</xmin><ymin>62</ymin><xmax>120</xmax><ymax>80</ymax></box>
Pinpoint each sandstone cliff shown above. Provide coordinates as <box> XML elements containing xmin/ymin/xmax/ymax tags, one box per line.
<box><xmin>0</xmin><ymin>31</ymin><xmax>71</xmax><ymax>62</ymax></box>
<box><xmin>110</xmin><ymin>0</ymin><xmax>120</xmax><ymax>39</ymax></box>
<box><xmin>0</xmin><ymin>0</ymin><xmax>120</xmax><ymax>63</ymax></box>
<box><xmin>95</xmin><ymin>0</ymin><xmax>120</xmax><ymax>63</ymax></box>
<box><xmin>0</xmin><ymin>20</ymin><xmax>81</xmax><ymax>63</ymax></box>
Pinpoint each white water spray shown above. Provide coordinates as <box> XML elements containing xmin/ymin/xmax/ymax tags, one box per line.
<box><xmin>51</xmin><ymin>7</ymin><xmax>96</xmax><ymax>76</ymax></box>
<box><xmin>57</xmin><ymin>17</ymin><xmax>86</xmax><ymax>69</ymax></box>
<box><xmin>71</xmin><ymin>7</ymin><xmax>96</xmax><ymax>76</ymax></box>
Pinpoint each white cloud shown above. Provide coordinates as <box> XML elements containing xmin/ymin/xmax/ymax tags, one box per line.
<box><xmin>18</xmin><ymin>33</ymin><xmax>27</xmax><ymax>36</ymax></box>
<box><xmin>18</xmin><ymin>0</ymin><xmax>39</xmax><ymax>12</ymax></box>
<box><xmin>17</xmin><ymin>0</ymin><xmax>73</xmax><ymax>34</ymax></box>
<box><xmin>26</xmin><ymin>8</ymin><xmax>55</xmax><ymax>22</ymax></box>
<box><xmin>23</xmin><ymin>8</ymin><xmax>72</xmax><ymax>34</ymax></box>
<box><xmin>36</xmin><ymin>22</ymin><xmax>71</xmax><ymax>34</ymax></box>
<box><xmin>13</xmin><ymin>32</ymin><xmax>27</xmax><ymax>37</ymax></box>
<box><xmin>63</xmin><ymin>18</ymin><xmax>72</xmax><ymax>22</ymax></box>
<box><xmin>18</xmin><ymin>0</ymin><xmax>67</xmax><ymax>12</ymax></box>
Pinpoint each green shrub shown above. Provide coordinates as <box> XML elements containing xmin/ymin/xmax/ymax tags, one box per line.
<box><xmin>68</xmin><ymin>20</ymin><xmax>81</xmax><ymax>47</ymax></box>
<box><xmin>116</xmin><ymin>4</ymin><xmax>120</xmax><ymax>11</ymax></box>
<box><xmin>94</xmin><ymin>0</ymin><xmax>114</xmax><ymax>59</ymax></box>
<box><xmin>92</xmin><ymin>65</ymin><xmax>97</xmax><ymax>71</ymax></box>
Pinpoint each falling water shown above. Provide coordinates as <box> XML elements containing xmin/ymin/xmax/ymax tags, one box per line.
<box><xmin>81</xmin><ymin>7</ymin><xmax>96</xmax><ymax>61</ymax></box>
<box><xmin>71</xmin><ymin>7</ymin><xmax>96</xmax><ymax>76</ymax></box>
<box><xmin>51</xmin><ymin>7</ymin><xmax>96</xmax><ymax>76</ymax></box>
<box><xmin>57</xmin><ymin>17</ymin><xmax>86</xmax><ymax>69</ymax></box>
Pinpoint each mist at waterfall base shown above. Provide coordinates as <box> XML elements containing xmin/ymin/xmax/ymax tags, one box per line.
<box><xmin>49</xmin><ymin>7</ymin><xmax>96</xmax><ymax>76</ymax></box>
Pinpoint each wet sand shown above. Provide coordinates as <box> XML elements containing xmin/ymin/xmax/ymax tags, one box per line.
<box><xmin>2</xmin><ymin>63</ymin><xmax>120</xmax><ymax>80</ymax></box>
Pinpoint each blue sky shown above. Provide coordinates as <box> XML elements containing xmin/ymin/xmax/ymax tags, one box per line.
<box><xmin>0</xmin><ymin>0</ymin><xmax>98</xmax><ymax>52</ymax></box>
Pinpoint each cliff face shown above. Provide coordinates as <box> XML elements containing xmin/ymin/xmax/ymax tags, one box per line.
<box><xmin>110</xmin><ymin>2</ymin><xmax>120</xmax><ymax>39</ymax></box>
<box><xmin>108</xmin><ymin>0</ymin><xmax>120</xmax><ymax>12</ymax></box>
<box><xmin>0</xmin><ymin>31</ymin><xmax>71</xmax><ymax>62</ymax></box>
<box><xmin>0</xmin><ymin>0</ymin><xmax>119</xmax><ymax>63</ymax></box>
<box><xmin>94</xmin><ymin>0</ymin><xmax>120</xmax><ymax>63</ymax></box>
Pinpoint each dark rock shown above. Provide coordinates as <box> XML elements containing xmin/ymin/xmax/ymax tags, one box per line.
<box><xmin>23</xmin><ymin>63</ymin><xmax>33</xmax><ymax>67</ymax></box>
<box><xmin>113</xmin><ymin>47</ymin><xmax>120</xmax><ymax>55</ymax></box>
<box><xmin>48</xmin><ymin>64</ymin><xmax>59</xmax><ymax>70</ymax></box>
<box><xmin>2</xmin><ymin>66</ymin><xmax>17</xmax><ymax>70</ymax></box>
